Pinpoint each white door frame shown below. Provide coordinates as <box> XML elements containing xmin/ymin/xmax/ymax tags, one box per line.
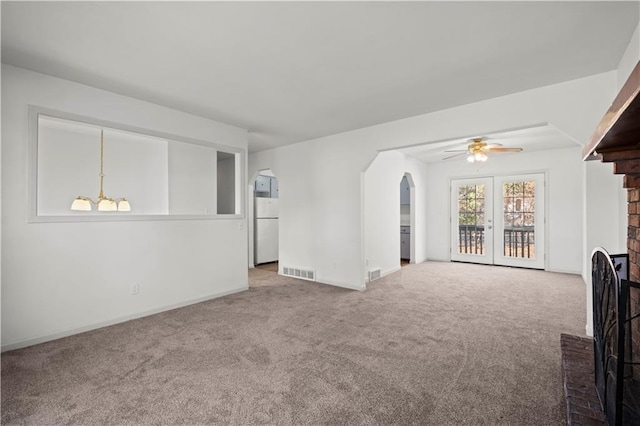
<box><xmin>450</xmin><ymin>177</ymin><xmax>494</xmax><ymax>265</ymax></box>
<box><xmin>493</xmin><ymin>173</ymin><xmax>545</xmax><ymax>269</ymax></box>
<box><xmin>450</xmin><ymin>172</ymin><xmax>547</xmax><ymax>270</ymax></box>
<box><xmin>403</xmin><ymin>172</ymin><xmax>416</xmax><ymax>264</ymax></box>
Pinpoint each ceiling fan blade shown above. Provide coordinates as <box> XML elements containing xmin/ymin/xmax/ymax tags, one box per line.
<box><xmin>443</xmin><ymin>149</ymin><xmax>468</xmax><ymax>153</ymax></box>
<box><xmin>484</xmin><ymin>143</ymin><xmax>503</xmax><ymax>149</ymax></box>
<box><xmin>486</xmin><ymin>147</ymin><xmax>523</xmax><ymax>153</ymax></box>
<box><xmin>442</xmin><ymin>152</ymin><xmax>467</xmax><ymax>160</ymax></box>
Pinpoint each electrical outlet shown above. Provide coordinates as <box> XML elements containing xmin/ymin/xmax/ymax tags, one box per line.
<box><xmin>130</xmin><ymin>283</ymin><xmax>139</xmax><ymax>295</ymax></box>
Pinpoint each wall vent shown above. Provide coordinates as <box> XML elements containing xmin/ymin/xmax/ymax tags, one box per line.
<box><xmin>368</xmin><ymin>268</ymin><xmax>381</xmax><ymax>282</ymax></box>
<box><xmin>282</xmin><ymin>266</ymin><xmax>316</xmax><ymax>281</ymax></box>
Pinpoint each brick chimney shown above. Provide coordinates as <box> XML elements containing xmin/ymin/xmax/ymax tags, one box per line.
<box><xmin>626</xmin><ymin>188</ymin><xmax>640</xmax><ymax>377</ymax></box>
<box><xmin>584</xmin><ymin>60</ymin><xmax>640</xmax><ymax>378</ymax></box>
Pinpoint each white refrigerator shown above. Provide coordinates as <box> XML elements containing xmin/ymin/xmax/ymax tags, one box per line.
<box><xmin>255</xmin><ymin>198</ymin><xmax>279</xmax><ymax>264</ymax></box>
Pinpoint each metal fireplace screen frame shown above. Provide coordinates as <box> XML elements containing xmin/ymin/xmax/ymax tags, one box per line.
<box><xmin>591</xmin><ymin>248</ymin><xmax>640</xmax><ymax>425</ymax></box>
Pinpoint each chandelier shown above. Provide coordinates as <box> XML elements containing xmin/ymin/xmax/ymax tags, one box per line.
<box><xmin>70</xmin><ymin>129</ymin><xmax>131</xmax><ymax>212</ymax></box>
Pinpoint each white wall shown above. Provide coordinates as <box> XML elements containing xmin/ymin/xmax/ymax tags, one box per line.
<box><xmin>612</xmin><ymin>19</ymin><xmax>639</xmax><ymax>261</ymax></box>
<box><xmin>1</xmin><ymin>65</ymin><xmax>249</xmax><ymax>351</ymax></box>
<box><xmin>0</xmin><ymin>21</ymin><xmax>3</xmax><ymax>347</ymax></box>
<box><xmin>217</xmin><ymin>156</ymin><xmax>236</xmax><ymax>214</ymax></box>
<box><xmin>168</xmin><ymin>141</ymin><xmax>216</xmax><ymax>215</ymax></box>
<box><xmin>584</xmin><ymin>162</ymin><xmax>626</xmax><ymax>265</ymax></box>
<box><xmin>38</xmin><ymin>121</ymin><xmax>171</xmax><ymax>216</ymax></box>
<box><xmin>426</xmin><ymin>146</ymin><xmax>584</xmax><ymax>273</ymax></box>
<box><xmin>617</xmin><ymin>22</ymin><xmax>640</xmax><ymax>90</ymax></box>
<box><xmin>106</xmin><ymin>131</ymin><xmax>170</xmax><ymax>215</ymax></box>
<box><xmin>583</xmin><ymin>161</ymin><xmax>627</xmax><ymax>336</ymax></box>
<box><xmin>610</xmin><ymin>20</ymin><xmax>638</xmax><ymax>254</ymax></box>
<box><xmin>363</xmin><ymin>151</ymin><xmax>428</xmax><ymax>278</ymax></box>
<box><xmin>250</xmin><ymin>71</ymin><xmax>619</xmax><ymax>292</ymax></box>
<box><xmin>249</xmin><ymin>144</ymin><xmax>367</xmax><ymax>290</ymax></box>
<box><xmin>580</xmin><ymin>22</ymin><xmax>640</xmax><ymax>336</ymax></box>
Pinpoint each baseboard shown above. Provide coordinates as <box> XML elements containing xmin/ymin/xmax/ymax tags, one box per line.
<box><xmin>424</xmin><ymin>259</ymin><xmax>581</xmax><ymax>275</ymax></box>
<box><xmin>585</xmin><ymin>323</ymin><xmax>594</xmax><ymax>337</ymax></box>
<box><xmin>546</xmin><ymin>268</ymin><xmax>581</xmax><ymax>275</ymax></box>
<box><xmin>1</xmin><ymin>286</ymin><xmax>248</xmax><ymax>353</ymax></box>
<box><xmin>315</xmin><ymin>278</ymin><xmax>366</xmax><ymax>291</ymax></box>
<box><xmin>425</xmin><ymin>257</ymin><xmax>450</xmax><ymax>262</ymax></box>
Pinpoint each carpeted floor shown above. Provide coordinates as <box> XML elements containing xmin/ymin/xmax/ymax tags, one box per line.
<box><xmin>255</xmin><ymin>261</ymin><xmax>279</xmax><ymax>273</ymax></box>
<box><xmin>1</xmin><ymin>261</ymin><xmax>586</xmax><ymax>425</ymax></box>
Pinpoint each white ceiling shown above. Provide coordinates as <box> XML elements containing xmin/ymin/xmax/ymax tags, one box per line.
<box><xmin>2</xmin><ymin>2</ymin><xmax>638</xmax><ymax>152</ymax></box>
<box><xmin>396</xmin><ymin>123</ymin><xmax>579</xmax><ymax>163</ymax></box>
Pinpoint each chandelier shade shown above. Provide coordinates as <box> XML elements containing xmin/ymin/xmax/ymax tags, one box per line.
<box><xmin>70</xmin><ymin>197</ymin><xmax>92</xmax><ymax>211</ymax></box>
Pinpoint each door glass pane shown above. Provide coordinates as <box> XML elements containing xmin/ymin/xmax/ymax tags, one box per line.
<box><xmin>503</xmin><ymin>180</ymin><xmax>535</xmax><ymax>259</ymax></box>
<box><xmin>457</xmin><ymin>184</ymin><xmax>485</xmax><ymax>255</ymax></box>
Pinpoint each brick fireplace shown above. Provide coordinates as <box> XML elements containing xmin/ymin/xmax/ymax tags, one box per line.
<box><xmin>584</xmin><ymin>59</ymin><xmax>640</xmax><ymax>365</ymax></box>
<box><xmin>580</xmin><ymin>59</ymin><xmax>640</xmax><ymax>424</ymax></box>
<box><xmin>626</xmin><ymin>188</ymin><xmax>640</xmax><ymax>380</ymax></box>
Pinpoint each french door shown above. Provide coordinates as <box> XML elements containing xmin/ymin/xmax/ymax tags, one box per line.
<box><xmin>450</xmin><ymin>174</ymin><xmax>545</xmax><ymax>269</ymax></box>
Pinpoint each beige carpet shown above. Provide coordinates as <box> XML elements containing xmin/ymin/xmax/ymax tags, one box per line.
<box><xmin>2</xmin><ymin>261</ymin><xmax>586</xmax><ymax>425</ymax></box>
<box><xmin>254</xmin><ymin>261</ymin><xmax>279</xmax><ymax>273</ymax></box>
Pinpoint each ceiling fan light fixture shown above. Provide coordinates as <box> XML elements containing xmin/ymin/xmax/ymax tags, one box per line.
<box><xmin>443</xmin><ymin>137</ymin><xmax>522</xmax><ymax>162</ymax></box>
<box><xmin>467</xmin><ymin>152</ymin><xmax>488</xmax><ymax>163</ymax></box>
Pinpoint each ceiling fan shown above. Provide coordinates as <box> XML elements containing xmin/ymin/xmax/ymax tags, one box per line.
<box><xmin>443</xmin><ymin>137</ymin><xmax>523</xmax><ymax>162</ymax></box>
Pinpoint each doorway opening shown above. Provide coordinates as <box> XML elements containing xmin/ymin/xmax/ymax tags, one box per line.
<box><xmin>450</xmin><ymin>173</ymin><xmax>545</xmax><ymax>269</ymax></box>
<box><xmin>253</xmin><ymin>170</ymin><xmax>279</xmax><ymax>271</ymax></box>
<box><xmin>400</xmin><ymin>173</ymin><xmax>415</xmax><ymax>266</ymax></box>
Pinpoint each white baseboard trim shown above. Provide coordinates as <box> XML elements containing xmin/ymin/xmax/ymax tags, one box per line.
<box><xmin>1</xmin><ymin>286</ymin><xmax>248</xmax><ymax>353</ymax></box>
<box><xmin>425</xmin><ymin>257</ymin><xmax>450</xmax><ymax>263</ymax></box>
<box><xmin>362</xmin><ymin>266</ymin><xmax>402</xmax><ymax>287</ymax></box>
<box><xmin>545</xmin><ymin>268</ymin><xmax>581</xmax><ymax>275</ymax></box>
<box><xmin>315</xmin><ymin>279</ymin><xmax>366</xmax><ymax>291</ymax></box>
<box><xmin>585</xmin><ymin>323</ymin><xmax>594</xmax><ymax>337</ymax></box>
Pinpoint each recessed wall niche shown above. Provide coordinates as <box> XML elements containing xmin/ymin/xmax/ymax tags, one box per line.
<box><xmin>29</xmin><ymin>107</ymin><xmax>244</xmax><ymax>221</ymax></box>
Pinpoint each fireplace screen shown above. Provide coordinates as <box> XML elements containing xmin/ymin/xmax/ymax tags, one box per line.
<box><xmin>591</xmin><ymin>248</ymin><xmax>640</xmax><ymax>425</ymax></box>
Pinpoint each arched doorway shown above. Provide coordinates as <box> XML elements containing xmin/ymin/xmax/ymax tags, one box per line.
<box><xmin>400</xmin><ymin>172</ymin><xmax>415</xmax><ymax>265</ymax></box>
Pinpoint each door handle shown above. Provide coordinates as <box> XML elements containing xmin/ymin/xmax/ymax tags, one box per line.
<box><xmin>487</xmin><ymin>225</ymin><xmax>493</xmax><ymax>230</ymax></box>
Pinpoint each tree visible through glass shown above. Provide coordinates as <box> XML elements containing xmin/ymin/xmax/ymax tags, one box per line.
<box><xmin>502</xmin><ymin>180</ymin><xmax>535</xmax><ymax>259</ymax></box>
<box><xmin>458</xmin><ymin>184</ymin><xmax>485</xmax><ymax>255</ymax></box>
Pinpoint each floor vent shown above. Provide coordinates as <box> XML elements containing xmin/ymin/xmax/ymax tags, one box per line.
<box><xmin>368</xmin><ymin>268</ymin><xmax>381</xmax><ymax>282</ymax></box>
<box><xmin>282</xmin><ymin>266</ymin><xmax>316</xmax><ymax>281</ymax></box>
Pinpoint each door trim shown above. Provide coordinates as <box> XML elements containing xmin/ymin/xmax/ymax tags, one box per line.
<box><xmin>492</xmin><ymin>173</ymin><xmax>545</xmax><ymax>269</ymax></box>
<box><xmin>449</xmin><ymin>171</ymin><xmax>548</xmax><ymax>270</ymax></box>
<box><xmin>450</xmin><ymin>177</ymin><xmax>494</xmax><ymax>265</ymax></box>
